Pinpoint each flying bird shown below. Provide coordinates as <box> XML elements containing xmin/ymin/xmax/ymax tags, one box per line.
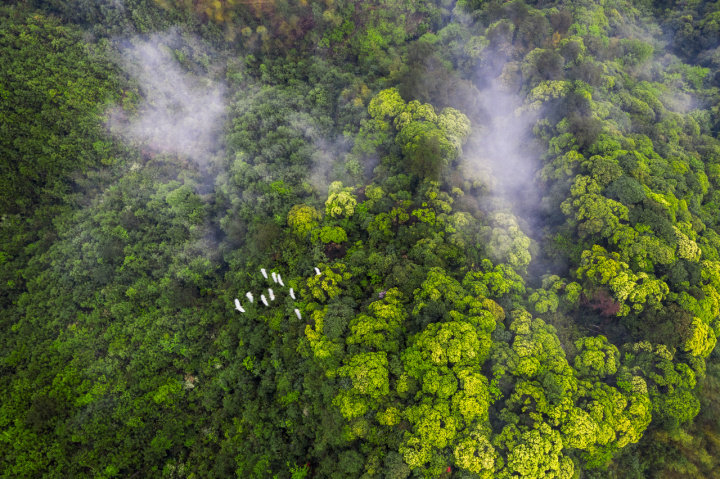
<box><xmin>246</xmin><ymin>292</ymin><xmax>254</xmax><ymax>303</ymax></box>
<box><xmin>295</xmin><ymin>309</ymin><xmax>302</xmax><ymax>320</ymax></box>
<box><xmin>234</xmin><ymin>298</ymin><xmax>245</xmax><ymax>313</ymax></box>
<box><xmin>261</xmin><ymin>268</ymin><xmax>268</xmax><ymax>279</ymax></box>
<box><xmin>261</xmin><ymin>295</ymin><xmax>269</xmax><ymax>307</ymax></box>
<box><xmin>289</xmin><ymin>288</ymin><xmax>295</xmax><ymax>299</ymax></box>
<box><xmin>315</xmin><ymin>267</ymin><xmax>321</xmax><ymax>276</ymax></box>
<box><xmin>268</xmin><ymin>288</ymin><xmax>275</xmax><ymax>301</ymax></box>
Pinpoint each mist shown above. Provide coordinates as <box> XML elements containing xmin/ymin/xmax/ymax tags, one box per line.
<box><xmin>460</xmin><ymin>69</ymin><xmax>546</xmax><ymax>241</ymax></box>
<box><xmin>107</xmin><ymin>31</ymin><xmax>226</xmax><ymax>166</ymax></box>
<box><xmin>286</xmin><ymin>111</ymin><xmax>354</xmax><ymax>196</ymax></box>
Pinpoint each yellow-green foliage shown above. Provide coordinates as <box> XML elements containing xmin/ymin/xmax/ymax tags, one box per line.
<box><xmin>401</xmin><ymin>401</ymin><xmax>459</xmax><ymax>468</ymax></box>
<box><xmin>482</xmin><ymin>213</ymin><xmax>533</xmax><ymax>272</ymax></box>
<box><xmin>333</xmin><ymin>351</ymin><xmax>390</xmax><ymax>420</ymax></box>
<box><xmin>306</xmin><ymin>263</ymin><xmax>352</xmax><ymax>302</ymax></box>
<box><xmin>436</xmin><ymin>106</ymin><xmax>471</xmax><ymax>149</ymax></box>
<box><xmin>287</xmin><ymin>204</ymin><xmax>320</xmax><ymax>238</ymax></box>
<box><xmin>7</xmin><ymin>1</ymin><xmax>720</xmax><ymax>477</ymax></box>
<box><xmin>577</xmin><ymin>245</ymin><xmax>669</xmax><ymax>314</ymax></box>
<box><xmin>397</xmin><ymin>274</ymin><xmax>501</xmax><ymax>472</ymax></box>
<box><xmin>362</xmin><ymin>89</ymin><xmax>471</xmax><ymax>180</ymax></box>
<box><xmin>675</xmin><ymin>226</ymin><xmax>701</xmax><ymax>261</ymax></box>
<box><xmin>463</xmin><ymin>259</ymin><xmax>526</xmax><ymax>299</ymax></box>
<box><xmin>574</xmin><ymin>336</ymin><xmax>620</xmax><ymax>378</ymax></box>
<box><xmin>317</xmin><ymin>225</ymin><xmax>347</xmax><ymax>244</ymax></box>
<box><xmin>346</xmin><ymin>288</ymin><xmax>405</xmax><ymax>352</ymax></box>
<box><xmin>304</xmin><ymin>307</ymin><xmax>340</xmax><ymax>360</ymax></box>
<box><xmin>325</xmin><ymin>181</ymin><xmax>357</xmax><ymax>218</ymax></box>
<box><xmin>495</xmin><ymin>423</ymin><xmax>574</xmax><ymax>479</ymax></box>
<box><xmin>579</xmin><ymin>380</ymin><xmax>652</xmax><ymax>451</ymax></box>
<box><xmin>541</xmin><ymin>150</ymin><xmax>585</xmax><ymax>181</ymax></box>
<box><xmin>364</xmin><ymin>183</ymin><xmax>384</xmax><ymax>201</ymax></box>
<box><xmin>367</xmin><ymin>87</ymin><xmax>406</xmax><ymax>121</ymax></box>
<box><xmin>452</xmin><ymin>369</ymin><xmax>491</xmax><ymax>422</ymax></box>
<box><xmin>519</xmin><ymin>80</ymin><xmax>571</xmax><ymax>113</ymax></box>
<box><xmin>403</xmin><ymin>321</ymin><xmax>489</xmax><ymax>373</ymax></box>
<box><xmin>491</xmin><ymin>311</ymin><xmax>652</xmax><ymax>470</ymax></box>
<box><xmin>376</xmin><ymin>406</ymin><xmax>402</xmax><ymax>426</ymax></box>
<box><xmin>528</xmin><ymin>288</ymin><xmax>560</xmax><ymax>314</ymax></box>
<box><xmin>453</xmin><ymin>429</ymin><xmax>497</xmax><ymax>477</ymax></box>
<box><xmin>622</xmin><ymin>342</ymin><xmax>700</xmax><ymax>424</ymax></box>
<box><xmin>684</xmin><ymin>317</ymin><xmax>717</xmax><ymax>357</ymax></box>
<box><xmin>561</xmin><ymin>175</ymin><xmax>628</xmax><ymax>239</ymax></box>
<box><xmin>338</xmin><ymin>351</ymin><xmax>390</xmax><ymax>399</ymax></box>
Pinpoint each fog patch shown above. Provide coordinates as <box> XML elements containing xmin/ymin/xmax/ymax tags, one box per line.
<box><xmin>107</xmin><ymin>31</ymin><xmax>226</xmax><ymax>165</ymax></box>
<box><xmin>286</xmin><ymin>112</ymin><xmax>354</xmax><ymax>196</ymax></box>
<box><xmin>463</xmin><ymin>76</ymin><xmax>544</xmax><ymax>228</ymax></box>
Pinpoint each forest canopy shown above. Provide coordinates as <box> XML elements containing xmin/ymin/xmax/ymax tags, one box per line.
<box><xmin>2</xmin><ymin>0</ymin><xmax>720</xmax><ymax>478</ymax></box>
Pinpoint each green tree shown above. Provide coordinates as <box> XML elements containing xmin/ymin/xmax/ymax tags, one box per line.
<box><xmin>288</xmin><ymin>204</ymin><xmax>321</xmax><ymax>238</ymax></box>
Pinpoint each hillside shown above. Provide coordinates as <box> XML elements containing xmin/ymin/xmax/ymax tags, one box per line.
<box><xmin>2</xmin><ymin>0</ymin><xmax>720</xmax><ymax>477</ymax></box>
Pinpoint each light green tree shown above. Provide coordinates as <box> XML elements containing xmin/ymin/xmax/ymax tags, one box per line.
<box><xmin>316</xmin><ymin>225</ymin><xmax>348</xmax><ymax>244</ymax></box>
<box><xmin>305</xmin><ymin>263</ymin><xmax>353</xmax><ymax>302</ymax></box>
<box><xmin>346</xmin><ymin>288</ymin><xmax>405</xmax><ymax>352</ymax></box>
<box><xmin>561</xmin><ymin>175</ymin><xmax>628</xmax><ymax>240</ymax></box>
<box><xmin>574</xmin><ymin>336</ymin><xmax>619</xmax><ymax>379</ymax></box>
<box><xmin>684</xmin><ymin>317</ymin><xmax>717</xmax><ymax>357</ymax></box>
<box><xmin>287</xmin><ymin>204</ymin><xmax>321</xmax><ymax>238</ymax></box>
<box><xmin>463</xmin><ymin>259</ymin><xmax>526</xmax><ymax>300</ymax></box>
<box><xmin>491</xmin><ymin>311</ymin><xmax>652</xmax><ymax>472</ymax></box>
<box><xmin>367</xmin><ymin>87</ymin><xmax>406</xmax><ymax>122</ymax></box>
<box><xmin>453</xmin><ymin>427</ymin><xmax>497</xmax><ymax>478</ymax></box>
<box><xmin>621</xmin><ymin>341</ymin><xmax>700</xmax><ymax>425</ymax></box>
<box><xmin>494</xmin><ymin>423</ymin><xmax>574</xmax><ymax>479</ymax></box>
<box><xmin>326</xmin><ymin>184</ymin><xmax>355</xmax><ymax>220</ymax></box>
<box><xmin>576</xmin><ymin>245</ymin><xmax>668</xmax><ymax>315</ymax></box>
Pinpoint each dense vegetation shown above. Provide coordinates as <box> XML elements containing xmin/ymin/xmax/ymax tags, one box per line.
<box><xmin>2</xmin><ymin>0</ymin><xmax>720</xmax><ymax>477</ymax></box>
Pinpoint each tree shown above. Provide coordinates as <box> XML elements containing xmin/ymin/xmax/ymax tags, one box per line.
<box><xmin>481</xmin><ymin>213</ymin><xmax>533</xmax><ymax>273</ymax></box>
<box><xmin>574</xmin><ymin>336</ymin><xmax>619</xmax><ymax>379</ymax></box>
<box><xmin>367</xmin><ymin>87</ymin><xmax>407</xmax><ymax>123</ymax></box>
<box><xmin>576</xmin><ymin>245</ymin><xmax>669</xmax><ymax>315</ymax></box>
<box><xmin>288</xmin><ymin>204</ymin><xmax>321</xmax><ymax>238</ymax></box>
<box><xmin>317</xmin><ymin>225</ymin><xmax>348</xmax><ymax>244</ymax></box>
<box><xmin>398</xmin><ymin>122</ymin><xmax>455</xmax><ymax>181</ymax></box>
<box><xmin>453</xmin><ymin>427</ymin><xmax>497</xmax><ymax>478</ymax></box>
<box><xmin>326</xmin><ymin>182</ymin><xmax>357</xmax><ymax>219</ymax></box>
<box><xmin>521</xmin><ymin>48</ymin><xmax>565</xmax><ymax>84</ymax></box>
<box><xmin>491</xmin><ymin>311</ymin><xmax>651</xmax><ymax>472</ymax></box>
<box><xmin>683</xmin><ymin>316</ymin><xmax>717</xmax><ymax>357</ymax></box>
<box><xmin>622</xmin><ymin>342</ymin><xmax>701</xmax><ymax>425</ymax></box>
<box><xmin>346</xmin><ymin>288</ymin><xmax>405</xmax><ymax>352</ymax></box>
<box><xmin>495</xmin><ymin>423</ymin><xmax>574</xmax><ymax>479</ymax></box>
<box><xmin>561</xmin><ymin>175</ymin><xmax>629</xmax><ymax>240</ymax></box>
<box><xmin>334</xmin><ymin>352</ymin><xmax>390</xmax><ymax>419</ymax></box>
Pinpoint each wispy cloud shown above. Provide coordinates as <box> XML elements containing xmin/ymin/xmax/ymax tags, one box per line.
<box><xmin>107</xmin><ymin>31</ymin><xmax>226</xmax><ymax>165</ymax></box>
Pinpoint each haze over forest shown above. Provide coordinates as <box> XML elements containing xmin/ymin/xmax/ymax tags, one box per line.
<box><xmin>3</xmin><ymin>0</ymin><xmax>720</xmax><ymax>477</ymax></box>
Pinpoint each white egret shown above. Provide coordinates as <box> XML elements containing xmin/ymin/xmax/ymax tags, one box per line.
<box><xmin>268</xmin><ymin>288</ymin><xmax>275</xmax><ymax>301</ymax></box>
<box><xmin>315</xmin><ymin>267</ymin><xmax>321</xmax><ymax>276</ymax></box>
<box><xmin>278</xmin><ymin>275</ymin><xmax>285</xmax><ymax>286</ymax></box>
<box><xmin>294</xmin><ymin>309</ymin><xmax>302</xmax><ymax>320</ymax></box>
<box><xmin>234</xmin><ymin>299</ymin><xmax>245</xmax><ymax>313</ymax></box>
<box><xmin>289</xmin><ymin>288</ymin><xmax>295</xmax><ymax>299</ymax></box>
<box><xmin>261</xmin><ymin>268</ymin><xmax>268</xmax><ymax>279</ymax></box>
<box><xmin>272</xmin><ymin>272</ymin><xmax>278</xmax><ymax>283</ymax></box>
<box><xmin>246</xmin><ymin>292</ymin><xmax>254</xmax><ymax>303</ymax></box>
<box><xmin>261</xmin><ymin>295</ymin><xmax>269</xmax><ymax>306</ymax></box>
